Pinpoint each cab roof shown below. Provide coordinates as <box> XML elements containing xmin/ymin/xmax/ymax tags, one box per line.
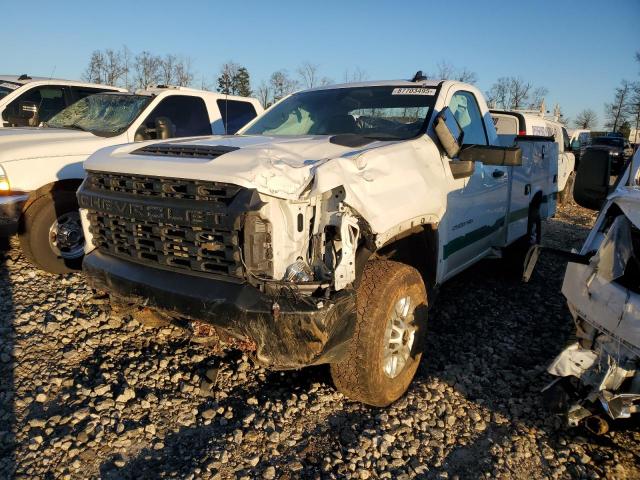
<box><xmin>305</xmin><ymin>79</ymin><xmax>444</xmax><ymax>92</ymax></box>
<box><xmin>0</xmin><ymin>75</ymin><xmax>125</xmax><ymax>90</ymax></box>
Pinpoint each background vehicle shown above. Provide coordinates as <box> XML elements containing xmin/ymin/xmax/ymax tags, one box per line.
<box><xmin>0</xmin><ymin>85</ymin><xmax>263</xmax><ymax>273</ymax></box>
<box><xmin>569</xmin><ymin>129</ymin><xmax>591</xmax><ymax>169</ymax></box>
<box><xmin>585</xmin><ymin>136</ymin><xmax>634</xmax><ymax>175</ymax></box>
<box><xmin>547</xmin><ymin>149</ymin><xmax>640</xmax><ymax>431</ymax></box>
<box><xmin>0</xmin><ymin>74</ymin><xmax>125</xmax><ymax>127</ymax></box>
<box><xmin>78</xmin><ymin>77</ymin><xmax>559</xmax><ymax>407</ymax></box>
<box><xmin>491</xmin><ymin>109</ymin><xmax>575</xmax><ymax>205</ymax></box>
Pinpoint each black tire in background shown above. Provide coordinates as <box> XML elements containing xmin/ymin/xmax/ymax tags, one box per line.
<box><xmin>19</xmin><ymin>191</ymin><xmax>84</xmax><ymax>274</ymax></box>
<box><xmin>330</xmin><ymin>260</ymin><xmax>428</xmax><ymax>407</ymax></box>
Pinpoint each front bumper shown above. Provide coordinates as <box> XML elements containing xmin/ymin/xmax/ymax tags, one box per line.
<box><xmin>0</xmin><ymin>193</ymin><xmax>29</xmax><ymax>236</ymax></box>
<box><xmin>83</xmin><ymin>250</ymin><xmax>357</xmax><ymax>369</ymax></box>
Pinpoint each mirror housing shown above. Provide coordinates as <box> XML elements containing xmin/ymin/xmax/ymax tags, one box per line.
<box><xmin>459</xmin><ymin>145</ymin><xmax>522</xmax><ymax>166</ymax></box>
<box><xmin>573</xmin><ymin>149</ymin><xmax>611</xmax><ymax>210</ymax></box>
<box><xmin>155</xmin><ymin>116</ymin><xmax>175</xmax><ymax>140</ymax></box>
<box><xmin>449</xmin><ymin>160</ymin><xmax>475</xmax><ymax>179</ymax></box>
<box><xmin>434</xmin><ymin>107</ymin><xmax>464</xmax><ymax>158</ymax></box>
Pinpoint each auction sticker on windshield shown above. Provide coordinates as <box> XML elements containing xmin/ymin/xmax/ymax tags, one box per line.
<box><xmin>0</xmin><ymin>82</ymin><xmax>19</xmax><ymax>90</ymax></box>
<box><xmin>392</xmin><ymin>87</ymin><xmax>436</xmax><ymax>95</ymax></box>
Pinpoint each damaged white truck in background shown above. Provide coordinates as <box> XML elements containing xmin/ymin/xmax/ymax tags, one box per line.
<box><xmin>78</xmin><ymin>76</ymin><xmax>560</xmax><ymax>406</ymax></box>
<box><xmin>546</xmin><ymin>148</ymin><xmax>640</xmax><ymax>432</ymax></box>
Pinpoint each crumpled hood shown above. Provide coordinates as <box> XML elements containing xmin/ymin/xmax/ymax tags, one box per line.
<box><xmin>84</xmin><ymin>134</ymin><xmax>398</xmax><ymax>199</ymax></box>
<box><xmin>0</xmin><ymin>127</ymin><xmax>118</xmax><ymax>162</ymax></box>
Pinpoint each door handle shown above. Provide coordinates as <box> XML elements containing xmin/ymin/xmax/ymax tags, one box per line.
<box><xmin>492</xmin><ymin>170</ymin><xmax>505</xmax><ymax>178</ymax></box>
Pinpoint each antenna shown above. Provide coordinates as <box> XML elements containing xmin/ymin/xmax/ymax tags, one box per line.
<box><xmin>412</xmin><ymin>70</ymin><xmax>427</xmax><ymax>82</ymax></box>
<box><xmin>50</xmin><ymin>65</ymin><xmax>56</xmax><ymax>80</ymax></box>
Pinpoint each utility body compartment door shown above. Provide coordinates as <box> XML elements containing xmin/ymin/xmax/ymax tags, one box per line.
<box><xmin>503</xmin><ymin>137</ymin><xmax>558</xmax><ymax>245</ymax></box>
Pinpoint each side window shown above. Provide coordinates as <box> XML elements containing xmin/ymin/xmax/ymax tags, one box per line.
<box><xmin>216</xmin><ymin>100</ymin><xmax>258</xmax><ymax>134</ymax></box>
<box><xmin>6</xmin><ymin>86</ymin><xmax>66</xmax><ymax>122</ymax></box>
<box><xmin>142</xmin><ymin>95</ymin><xmax>212</xmax><ymax>138</ymax></box>
<box><xmin>448</xmin><ymin>91</ymin><xmax>487</xmax><ymax>145</ymax></box>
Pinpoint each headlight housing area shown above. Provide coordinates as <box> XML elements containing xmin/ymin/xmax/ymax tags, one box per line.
<box><xmin>0</xmin><ymin>165</ymin><xmax>10</xmax><ymax>193</ymax></box>
<box><xmin>242</xmin><ymin>213</ymin><xmax>273</xmax><ymax>278</ymax></box>
<box><xmin>609</xmin><ymin>151</ymin><xmax>620</xmax><ymax>156</ymax></box>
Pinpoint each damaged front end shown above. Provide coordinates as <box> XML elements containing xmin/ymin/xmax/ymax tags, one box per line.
<box><xmin>79</xmin><ymin>169</ymin><xmax>368</xmax><ymax>370</ymax></box>
<box><xmin>547</xmin><ymin>206</ymin><xmax>640</xmax><ymax>427</ymax></box>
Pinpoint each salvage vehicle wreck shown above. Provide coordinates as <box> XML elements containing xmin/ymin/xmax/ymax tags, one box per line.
<box><xmin>546</xmin><ymin>149</ymin><xmax>640</xmax><ymax>430</ymax></box>
<box><xmin>78</xmin><ymin>76</ymin><xmax>560</xmax><ymax>406</ymax></box>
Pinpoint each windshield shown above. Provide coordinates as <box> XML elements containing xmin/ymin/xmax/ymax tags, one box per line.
<box><xmin>593</xmin><ymin>137</ymin><xmax>623</xmax><ymax>147</ymax></box>
<box><xmin>244</xmin><ymin>86</ymin><xmax>436</xmax><ymax>140</ymax></box>
<box><xmin>46</xmin><ymin>94</ymin><xmax>150</xmax><ymax>136</ymax></box>
<box><xmin>0</xmin><ymin>81</ymin><xmax>21</xmax><ymax>100</ymax></box>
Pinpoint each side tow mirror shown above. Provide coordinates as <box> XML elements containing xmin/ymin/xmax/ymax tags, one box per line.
<box><xmin>434</xmin><ymin>107</ymin><xmax>464</xmax><ymax>158</ymax></box>
<box><xmin>459</xmin><ymin>145</ymin><xmax>522</xmax><ymax>166</ymax></box>
<box><xmin>574</xmin><ymin>149</ymin><xmax>611</xmax><ymax>210</ymax></box>
<box><xmin>155</xmin><ymin>117</ymin><xmax>175</xmax><ymax>139</ymax></box>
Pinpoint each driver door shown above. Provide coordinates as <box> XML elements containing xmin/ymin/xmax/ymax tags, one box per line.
<box><xmin>441</xmin><ymin>89</ymin><xmax>509</xmax><ymax>278</ymax></box>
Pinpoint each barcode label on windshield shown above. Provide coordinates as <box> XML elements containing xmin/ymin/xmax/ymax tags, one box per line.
<box><xmin>0</xmin><ymin>82</ymin><xmax>19</xmax><ymax>90</ymax></box>
<box><xmin>392</xmin><ymin>87</ymin><xmax>436</xmax><ymax>95</ymax></box>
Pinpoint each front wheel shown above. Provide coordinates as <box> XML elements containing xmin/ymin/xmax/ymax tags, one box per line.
<box><xmin>19</xmin><ymin>191</ymin><xmax>85</xmax><ymax>274</ymax></box>
<box><xmin>330</xmin><ymin>260</ymin><xmax>428</xmax><ymax>407</ymax></box>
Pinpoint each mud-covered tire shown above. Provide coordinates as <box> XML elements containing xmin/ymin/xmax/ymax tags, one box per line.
<box><xmin>19</xmin><ymin>191</ymin><xmax>83</xmax><ymax>274</ymax></box>
<box><xmin>558</xmin><ymin>172</ymin><xmax>575</xmax><ymax>206</ymax></box>
<box><xmin>330</xmin><ymin>260</ymin><xmax>428</xmax><ymax>407</ymax></box>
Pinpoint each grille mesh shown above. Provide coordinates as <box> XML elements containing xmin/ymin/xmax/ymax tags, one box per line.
<box><xmin>85</xmin><ymin>172</ymin><xmax>245</xmax><ymax>278</ymax></box>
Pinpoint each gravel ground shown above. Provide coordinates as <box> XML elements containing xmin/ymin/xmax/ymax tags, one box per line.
<box><xmin>1</xmin><ymin>202</ymin><xmax>639</xmax><ymax>480</ymax></box>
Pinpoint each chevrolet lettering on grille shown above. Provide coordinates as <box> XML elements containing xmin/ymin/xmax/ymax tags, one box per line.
<box><xmin>78</xmin><ymin>193</ymin><xmax>224</xmax><ymax>228</ymax></box>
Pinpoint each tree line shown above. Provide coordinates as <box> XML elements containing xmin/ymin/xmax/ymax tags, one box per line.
<box><xmin>83</xmin><ymin>46</ymin><xmax>194</xmax><ymax>90</ymax></box>
<box><xmin>86</xmin><ymin>49</ymin><xmax>618</xmax><ymax>132</ymax></box>
<box><xmin>601</xmin><ymin>52</ymin><xmax>640</xmax><ymax>140</ymax></box>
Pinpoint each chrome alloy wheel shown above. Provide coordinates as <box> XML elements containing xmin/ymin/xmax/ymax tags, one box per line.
<box><xmin>382</xmin><ymin>296</ymin><xmax>416</xmax><ymax>378</ymax></box>
<box><xmin>49</xmin><ymin>211</ymin><xmax>84</xmax><ymax>259</ymax></box>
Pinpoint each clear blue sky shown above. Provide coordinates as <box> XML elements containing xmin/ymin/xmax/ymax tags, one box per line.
<box><xmin>3</xmin><ymin>0</ymin><xmax>639</xmax><ymax>128</ymax></box>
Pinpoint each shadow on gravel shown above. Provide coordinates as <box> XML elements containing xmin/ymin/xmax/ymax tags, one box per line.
<box><xmin>0</xmin><ymin>237</ymin><xmax>16</xmax><ymax>479</ymax></box>
<box><xmin>419</xmin><ymin>228</ymin><xmax>594</xmax><ymax>478</ymax></box>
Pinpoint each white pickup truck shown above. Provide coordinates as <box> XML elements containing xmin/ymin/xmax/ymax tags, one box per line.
<box><xmin>0</xmin><ymin>74</ymin><xmax>126</xmax><ymax>127</ymax></box>
<box><xmin>491</xmin><ymin>109</ymin><xmax>575</xmax><ymax>205</ymax></box>
<box><xmin>79</xmin><ymin>77</ymin><xmax>558</xmax><ymax>406</ymax></box>
<box><xmin>0</xmin><ymin>85</ymin><xmax>263</xmax><ymax>273</ymax></box>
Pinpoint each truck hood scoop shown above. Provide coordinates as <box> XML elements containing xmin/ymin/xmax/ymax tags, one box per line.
<box><xmin>133</xmin><ymin>143</ymin><xmax>240</xmax><ymax>159</ymax></box>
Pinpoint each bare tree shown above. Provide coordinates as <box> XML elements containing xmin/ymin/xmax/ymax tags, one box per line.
<box><xmin>510</xmin><ymin>77</ymin><xmax>532</xmax><ymax>109</ymax></box>
<box><xmin>605</xmin><ymin>80</ymin><xmax>633</xmax><ymax>132</ymax></box>
<box><xmin>270</xmin><ymin>70</ymin><xmax>298</xmax><ymax>101</ymax></box>
<box><xmin>486</xmin><ymin>77</ymin><xmax>510</xmax><ymax>109</ymax></box>
<box><xmin>82</xmin><ymin>48</ymin><xmax>129</xmax><ymax>87</ymax></box>
<box><xmin>574</xmin><ymin>109</ymin><xmax>598</xmax><ymax>129</ymax></box>
<box><xmin>159</xmin><ymin>54</ymin><xmax>177</xmax><ymax>85</ymax></box>
<box><xmin>343</xmin><ymin>67</ymin><xmax>368</xmax><ymax>83</ymax></box>
<box><xmin>434</xmin><ymin>61</ymin><xmax>477</xmax><ymax>84</ymax></box>
<box><xmin>255</xmin><ymin>81</ymin><xmax>271</xmax><ymax>108</ymax></box>
<box><xmin>134</xmin><ymin>51</ymin><xmax>161</xmax><ymax>89</ymax></box>
<box><xmin>297</xmin><ymin>62</ymin><xmax>319</xmax><ymax>89</ymax></box>
<box><xmin>528</xmin><ymin>86</ymin><xmax>549</xmax><ymax>110</ymax></box>
<box><xmin>173</xmin><ymin>56</ymin><xmax>193</xmax><ymax>87</ymax></box>
<box><xmin>629</xmin><ymin>82</ymin><xmax>640</xmax><ymax>142</ymax></box>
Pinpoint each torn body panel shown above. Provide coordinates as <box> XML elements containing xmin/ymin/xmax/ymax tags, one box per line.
<box><xmin>548</xmin><ymin>202</ymin><xmax>640</xmax><ymax>422</ymax></box>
